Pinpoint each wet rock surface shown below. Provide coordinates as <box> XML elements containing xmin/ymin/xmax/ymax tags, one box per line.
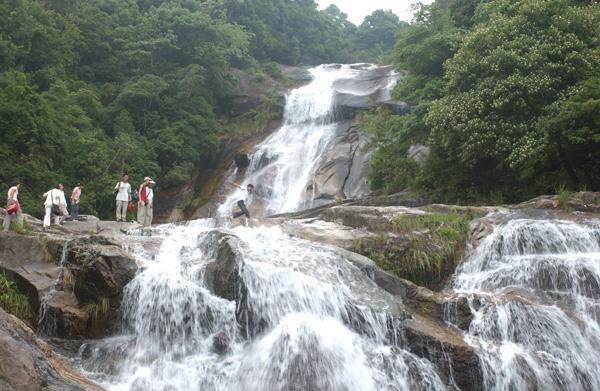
<box><xmin>0</xmin><ymin>215</ymin><xmax>138</xmax><ymax>339</ymax></box>
<box><xmin>0</xmin><ymin>308</ymin><xmax>103</xmax><ymax>391</ymax></box>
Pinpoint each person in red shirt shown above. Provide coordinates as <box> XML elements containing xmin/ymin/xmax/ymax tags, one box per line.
<box><xmin>137</xmin><ymin>177</ymin><xmax>155</xmax><ymax>227</ymax></box>
<box><xmin>70</xmin><ymin>183</ymin><xmax>83</xmax><ymax>220</ymax></box>
<box><xmin>3</xmin><ymin>181</ymin><xmax>23</xmax><ymax>232</ymax></box>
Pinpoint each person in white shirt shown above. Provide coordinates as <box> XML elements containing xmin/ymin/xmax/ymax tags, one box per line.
<box><xmin>3</xmin><ymin>181</ymin><xmax>23</xmax><ymax>232</ymax></box>
<box><xmin>228</xmin><ymin>181</ymin><xmax>254</xmax><ymax>218</ymax></box>
<box><xmin>137</xmin><ymin>177</ymin><xmax>155</xmax><ymax>227</ymax></box>
<box><xmin>114</xmin><ymin>174</ymin><xmax>131</xmax><ymax>222</ymax></box>
<box><xmin>42</xmin><ymin>185</ymin><xmax>62</xmax><ymax>229</ymax></box>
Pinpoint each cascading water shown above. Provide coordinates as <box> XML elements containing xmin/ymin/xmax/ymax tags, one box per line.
<box><xmin>38</xmin><ymin>239</ymin><xmax>72</xmax><ymax>336</ymax></box>
<box><xmin>78</xmin><ymin>64</ymin><xmax>450</xmax><ymax>390</ymax></box>
<box><xmin>219</xmin><ymin>64</ymin><xmax>397</xmax><ymax>216</ymax></box>
<box><xmin>449</xmin><ymin>214</ymin><xmax>600</xmax><ymax>390</ymax></box>
<box><xmin>81</xmin><ymin>221</ymin><xmax>445</xmax><ymax>390</ymax></box>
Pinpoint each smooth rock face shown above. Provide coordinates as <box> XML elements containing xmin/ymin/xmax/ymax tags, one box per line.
<box><xmin>309</xmin><ymin>122</ymin><xmax>373</xmax><ymax>202</ymax></box>
<box><xmin>331</xmin><ymin>65</ymin><xmax>399</xmax><ymax>119</ymax></box>
<box><xmin>0</xmin><ymin>308</ymin><xmax>102</xmax><ymax>391</ymax></box>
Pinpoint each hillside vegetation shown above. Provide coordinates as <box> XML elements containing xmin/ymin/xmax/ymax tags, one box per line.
<box><xmin>361</xmin><ymin>0</ymin><xmax>599</xmax><ymax>204</ymax></box>
<box><xmin>0</xmin><ymin>0</ymin><xmax>403</xmax><ymax>218</ymax></box>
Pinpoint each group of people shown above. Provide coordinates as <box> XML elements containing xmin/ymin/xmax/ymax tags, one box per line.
<box><xmin>42</xmin><ymin>183</ymin><xmax>84</xmax><ymax>229</ymax></box>
<box><xmin>3</xmin><ymin>174</ymin><xmax>255</xmax><ymax>232</ymax></box>
<box><xmin>2</xmin><ymin>175</ymin><xmax>157</xmax><ymax>232</ymax></box>
<box><xmin>2</xmin><ymin>181</ymin><xmax>84</xmax><ymax>232</ymax></box>
<box><xmin>113</xmin><ymin>174</ymin><xmax>155</xmax><ymax>227</ymax></box>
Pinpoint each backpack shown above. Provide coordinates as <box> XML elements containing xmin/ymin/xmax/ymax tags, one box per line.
<box><xmin>112</xmin><ymin>181</ymin><xmax>121</xmax><ymax>197</ymax></box>
<box><xmin>131</xmin><ymin>189</ymin><xmax>139</xmax><ymax>203</ymax></box>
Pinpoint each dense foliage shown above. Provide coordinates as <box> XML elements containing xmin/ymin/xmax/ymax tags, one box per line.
<box><xmin>363</xmin><ymin>0</ymin><xmax>600</xmax><ymax>203</ymax></box>
<box><xmin>0</xmin><ymin>0</ymin><xmax>404</xmax><ymax>218</ymax></box>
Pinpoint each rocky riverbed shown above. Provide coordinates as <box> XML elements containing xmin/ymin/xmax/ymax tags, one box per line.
<box><xmin>0</xmin><ymin>192</ymin><xmax>598</xmax><ymax>390</ymax></box>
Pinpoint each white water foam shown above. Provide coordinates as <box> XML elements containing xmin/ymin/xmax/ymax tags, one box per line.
<box><xmin>450</xmin><ymin>217</ymin><xmax>600</xmax><ymax>390</ymax></box>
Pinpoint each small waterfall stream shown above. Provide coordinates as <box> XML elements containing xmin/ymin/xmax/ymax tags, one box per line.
<box><xmin>449</xmin><ymin>215</ymin><xmax>600</xmax><ymax>390</ymax></box>
<box><xmin>38</xmin><ymin>239</ymin><xmax>72</xmax><ymax>336</ymax></box>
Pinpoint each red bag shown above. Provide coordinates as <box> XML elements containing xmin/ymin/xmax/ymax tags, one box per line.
<box><xmin>6</xmin><ymin>200</ymin><xmax>19</xmax><ymax>214</ymax></box>
<box><xmin>127</xmin><ymin>202</ymin><xmax>135</xmax><ymax>211</ymax></box>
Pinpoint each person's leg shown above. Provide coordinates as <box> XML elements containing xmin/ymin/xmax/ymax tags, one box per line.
<box><xmin>3</xmin><ymin>214</ymin><xmax>12</xmax><ymax>231</ymax></box>
<box><xmin>239</xmin><ymin>201</ymin><xmax>250</xmax><ymax>218</ymax></box>
<box><xmin>137</xmin><ymin>203</ymin><xmax>145</xmax><ymax>224</ymax></box>
<box><xmin>116</xmin><ymin>200</ymin><xmax>121</xmax><ymax>221</ymax></box>
<box><xmin>142</xmin><ymin>204</ymin><xmax>150</xmax><ymax>226</ymax></box>
<box><xmin>146</xmin><ymin>206</ymin><xmax>153</xmax><ymax>226</ymax></box>
<box><xmin>15</xmin><ymin>208</ymin><xmax>23</xmax><ymax>226</ymax></box>
<box><xmin>43</xmin><ymin>206</ymin><xmax>52</xmax><ymax>228</ymax></box>
<box><xmin>119</xmin><ymin>201</ymin><xmax>127</xmax><ymax>221</ymax></box>
<box><xmin>71</xmin><ymin>203</ymin><xmax>78</xmax><ymax>220</ymax></box>
<box><xmin>59</xmin><ymin>206</ymin><xmax>68</xmax><ymax>223</ymax></box>
<box><xmin>233</xmin><ymin>201</ymin><xmax>245</xmax><ymax>218</ymax></box>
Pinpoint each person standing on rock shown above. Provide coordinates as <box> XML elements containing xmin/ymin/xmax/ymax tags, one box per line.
<box><xmin>3</xmin><ymin>182</ymin><xmax>23</xmax><ymax>232</ymax></box>
<box><xmin>228</xmin><ymin>181</ymin><xmax>254</xmax><ymax>219</ymax></box>
<box><xmin>58</xmin><ymin>184</ymin><xmax>69</xmax><ymax>224</ymax></box>
<box><xmin>137</xmin><ymin>177</ymin><xmax>155</xmax><ymax>227</ymax></box>
<box><xmin>114</xmin><ymin>174</ymin><xmax>131</xmax><ymax>222</ymax></box>
<box><xmin>70</xmin><ymin>183</ymin><xmax>83</xmax><ymax>221</ymax></box>
<box><xmin>42</xmin><ymin>185</ymin><xmax>62</xmax><ymax>229</ymax></box>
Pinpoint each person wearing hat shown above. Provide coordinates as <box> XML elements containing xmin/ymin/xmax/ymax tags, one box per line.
<box><xmin>137</xmin><ymin>177</ymin><xmax>155</xmax><ymax>227</ymax></box>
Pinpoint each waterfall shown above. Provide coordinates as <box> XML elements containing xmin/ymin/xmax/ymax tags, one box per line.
<box><xmin>77</xmin><ymin>65</ymin><xmax>453</xmax><ymax>391</ymax></box>
<box><xmin>219</xmin><ymin>64</ymin><xmax>397</xmax><ymax>216</ymax></box>
<box><xmin>81</xmin><ymin>221</ymin><xmax>444</xmax><ymax>390</ymax></box>
<box><xmin>77</xmin><ymin>63</ymin><xmax>600</xmax><ymax>390</ymax></box>
<box><xmin>449</xmin><ymin>217</ymin><xmax>600</xmax><ymax>390</ymax></box>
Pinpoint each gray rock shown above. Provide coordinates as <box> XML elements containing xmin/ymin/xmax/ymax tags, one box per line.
<box><xmin>306</xmin><ymin>121</ymin><xmax>374</xmax><ymax>204</ymax></box>
<box><xmin>407</xmin><ymin>144</ymin><xmax>430</xmax><ymax>164</ymax></box>
<box><xmin>0</xmin><ymin>231</ymin><xmax>137</xmax><ymax>339</ymax></box>
<box><xmin>331</xmin><ymin>65</ymin><xmax>399</xmax><ymax>120</ymax></box>
<box><xmin>382</xmin><ymin>100</ymin><xmax>410</xmax><ymax>115</ymax></box>
<box><xmin>203</xmin><ymin>233</ymin><xmax>245</xmax><ymax>302</ymax></box>
<box><xmin>0</xmin><ymin>308</ymin><xmax>103</xmax><ymax>390</ymax></box>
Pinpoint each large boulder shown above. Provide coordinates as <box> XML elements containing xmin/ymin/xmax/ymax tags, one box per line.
<box><xmin>0</xmin><ymin>308</ymin><xmax>103</xmax><ymax>391</ymax></box>
<box><xmin>0</xmin><ymin>232</ymin><xmax>137</xmax><ymax>339</ymax></box>
<box><xmin>403</xmin><ymin>314</ymin><xmax>482</xmax><ymax>390</ymax></box>
<box><xmin>309</xmin><ymin>122</ymin><xmax>373</xmax><ymax>202</ymax></box>
<box><xmin>340</xmin><ymin>250</ymin><xmax>482</xmax><ymax>388</ymax></box>
<box><xmin>202</xmin><ymin>231</ymin><xmax>264</xmax><ymax>337</ymax></box>
<box><xmin>331</xmin><ymin>65</ymin><xmax>399</xmax><ymax>119</ymax></box>
<box><xmin>203</xmin><ymin>232</ymin><xmax>246</xmax><ymax>302</ymax></box>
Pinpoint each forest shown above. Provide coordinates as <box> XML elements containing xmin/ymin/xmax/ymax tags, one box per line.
<box><xmin>1</xmin><ymin>0</ymin><xmax>598</xmax><ymax>218</ymax></box>
<box><xmin>361</xmin><ymin>0</ymin><xmax>599</xmax><ymax>203</ymax></box>
<box><xmin>0</xmin><ymin>0</ymin><xmax>403</xmax><ymax>217</ymax></box>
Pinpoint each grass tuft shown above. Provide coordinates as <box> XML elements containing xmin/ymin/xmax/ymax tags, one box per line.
<box><xmin>359</xmin><ymin>212</ymin><xmax>472</xmax><ymax>288</ymax></box>
<box><xmin>83</xmin><ymin>297</ymin><xmax>110</xmax><ymax>326</ymax></box>
<box><xmin>557</xmin><ymin>186</ymin><xmax>573</xmax><ymax>211</ymax></box>
<box><xmin>0</xmin><ymin>273</ymin><xmax>34</xmax><ymax>325</ymax></box>
<box><xmin>9</xmin><ymin>221</ymin><xmax>34</xmax><ymax>236</ymax></box>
